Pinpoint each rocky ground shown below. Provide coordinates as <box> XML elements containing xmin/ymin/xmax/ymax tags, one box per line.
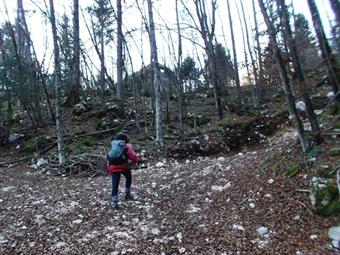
<box><xmin>0</xmin><ymin>128</ymin><xmax>339</xmax><ymax>255</ymax></box>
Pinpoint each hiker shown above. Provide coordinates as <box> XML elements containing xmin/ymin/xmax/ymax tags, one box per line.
<box><xmin>107</xmin><ymin>132</ymin><xmax>139</xmax><ymax>208</ymax></box>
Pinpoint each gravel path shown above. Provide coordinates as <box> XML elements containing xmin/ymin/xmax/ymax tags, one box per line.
<box><xmin>0</xmin><ymin>131</ymin><xmax>337</xmax><ymax>254</ymax></box>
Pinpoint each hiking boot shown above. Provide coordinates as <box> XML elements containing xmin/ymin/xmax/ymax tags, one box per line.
<box><xmin>125</xmin><ymin>192</ymin><xmax>134</xmax><ymax>200</ymax></box>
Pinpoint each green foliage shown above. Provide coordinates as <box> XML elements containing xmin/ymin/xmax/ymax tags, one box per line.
<box><xmin>313</xmin><ymin>183</ymin><xmax>339</xmax><ymax>216</ymax></box>
<box><xmin>86</xmin><ymin>0</ymin><xmax>114</xmax><ymax>43</ymax></box>
<box><xmin>284</xmin><ymin>163</ymin><xmax>301</xmax><ymax>178</ymax></box>
<box><xmin>217</xmin><ymin>119</ymin><xmax>248</xmax><ymax>130</ymax></box>
<box><xmin>21</xmin><ymin>134</ymin><xmax>48</xmax><ymax>154</ymax></box>
<box><xmin>73</xmin><ymin>136</ymin><xmax>95</xmax><ymax>152</ymax></box>
<box><xmin>329</xmin><ymin>146</ymin><xmax>340</xmax><ymax>156</ymax></box>
<box><xmin>185</xmin><ymin>114</ymin><xmax>210</xmax><ymax>128</ymax></box>
<box><xmin>214</xmin><ymin>43</ymin><xmax>234</xmax><ymax>86</ymax></box>
<box><xmin>307</xmin><ymin>146</ymin><xmax>321</xmax><ymax>159</ymax></box>
<box><xmin>316</xmin><ymin>165</ymin><xmax>335</xmax><ymax>178</ymax></box>
<box><xmin>335</xmin><ymin>120</ymin><xmax>340</xmax><ymax>129</ymax></box>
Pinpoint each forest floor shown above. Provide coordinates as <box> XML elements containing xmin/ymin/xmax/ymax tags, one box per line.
<box><xmin>0</xmin><ymin>125</ymin><xmax>339</xmax><ymax>254</ymax></box>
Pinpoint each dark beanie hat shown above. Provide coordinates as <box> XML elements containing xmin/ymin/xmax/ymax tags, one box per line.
<box><xmin>115</xmin><ymin>132</ymin><xmax>129</xmax><ymax>142</ymax></box>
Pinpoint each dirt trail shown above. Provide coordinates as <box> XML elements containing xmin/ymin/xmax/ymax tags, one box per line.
<box><xmin>0</xmin><ymin>130</ymin><xmax>337</xmax><ymax>254</ymax></box>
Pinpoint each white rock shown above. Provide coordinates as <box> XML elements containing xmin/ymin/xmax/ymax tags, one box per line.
<box><xmin>310</xmin><ymin>235</ymin><xmax>318</xmax><ymax>240</ymax></box>
<box><xmin>8</xmin><ymin>133</ymin><xmax>24</xmax><ymax>142</ymax></box>
<box><xmin>238</xmin><ymin>152</ymin><xmax>243</xmax><ymax>156</ymax></box>
<box><xmin>331</xmin><ymin>240</ymin><xmax>340</xmax><ymax>249</ymax></box>
<box><xmin>267</xmin><ymin>179</ymin><xmax>274</xmax><ymax>184</ymax></box>
<box><xmin>1</xmin><ymin>186</ymin><xmax>15</xmax><ymax>192</ymax></box>
<box><xmin>232</xmin><ymin>224</ymin><xmax>245</xmax><ymax>231</ymax></box>
<box><xmin>327</xmin><ymin>91</ymin><xmax>335</xmax><ymax>98</ymax></box>
<box><xmin>264</xmin><ymin>193</ymin><xmax>272</xmax><ymax>198</ymax></box>
<box><xmin>16</xmin><ymin>145</ymin><xmax>20</xmax><ymax>150</ymax></box>
<box><xmin>155</xmin><ymin>162</ymin><xmax>164</xmax><ymax>168</ymax></box>
<box><xmin>53</xmin><ymin>241</ymin><xmax>67</xmax><ymax>249</ymax></box>
<box><xmin>211</xmin><ymin>182</ymin><xmax>231</xmax><ymax>192</ymax></box>
<box><xmin>176</xmin><ymin>232</ymin><xmax>183</xmax><ymax>243</ymax></box>
<box><xmin>151</xmin><ymin>228</ymin><xmax>160</xmax><ymax>236</ymax></box>
<box><xmin>295</xmin><ymin>101</ymin><xmax>306</xmax><ymax>112</ymax></box>
<box><xmin>293</xmin><ymin>215</ymin><xmax>301</xmax><ymax>221</ymax></box>
<box><xmin>257</xmin><ymin>227</ymin><xmax>269</xmax><ymax>236</ymax></box>
<box><xmin>186</xmin><ymin>205</ymin><xmax>201</xmax><ymax>213</ymax></box>
<box><xmin>185</xmin><ymin>159</ymin><xmax>190</xmax><ymax>164</ymax></box>
<box><xmin>249</xmin><ymin>203</ymin><xmax>255</xmax><ymax>208</ymax></box>
<box><xmin>72</xmin><ymin>219</ymin><xmax>83</xmax><ymax>224</ymax></box>
<box><xmin>178</xmin><ymin>247</ymin><xmax>186</xmax><ymax>254</ymax></box>
<box><xmin>329</xmin><ymin>226</ymin><xmax>340</xmax><ymax>241</ymax></box>
<box><xmin>36</xmin><ymin>158</ymin><xmax>48</xmax><ymax>167</ymax></box>
<box><xmin>151</xmin><ymin>182</ymin><xmax>157</xmax><ymax>188</ymax></box>
<box><xmin>217</xmin><ymin>157</ymin><xmax>225</xmax><ymax>162</ymax></box>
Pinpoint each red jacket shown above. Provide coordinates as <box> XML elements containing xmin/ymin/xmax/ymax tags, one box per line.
<box><xmin>107</xmin><ymin>143</ymin><xmax>139</xmax><ymax>173</ymax></box>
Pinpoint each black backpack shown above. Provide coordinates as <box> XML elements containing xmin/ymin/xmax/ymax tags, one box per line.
<box><xmin>107</xmin><ymin>140</ymin><xmax>127</xmax><ymax>164</ymax></box>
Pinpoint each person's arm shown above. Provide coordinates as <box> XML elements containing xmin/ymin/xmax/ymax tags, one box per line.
<box><xmin>125</xmin><ymin>143</ymin><xmax>139</xmax><ymax>164</ymax></box>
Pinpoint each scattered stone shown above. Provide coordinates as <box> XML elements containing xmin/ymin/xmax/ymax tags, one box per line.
<box><xmin>267</xmin><ymin>179</ymin><xmax>274</xmax><ymax>184</ymax></box>
<box><xmin>310</xmin><ymin>235</ymin><xmax>318</xmax><ymax>240</ymax></box>
<box><xmin>155</xmin><ymin>162</ymin><xmax>164</xmax><ymax>168</ymax></box>
<box><xmin>232</xmin><ymin>224</ymin><xmax>245</xmax><ymax>231</ymax></box>
<box><xmin>211</xmin><ymin>182</ymin><xmax>231</xmax><ymax>192</ymax></box>
<box><xmin>293</xmin><ymin>215</ymin><xmax>301</xmax><ymax>221</ymax></box>
<box><xmin>257</xmin><ymin>227</ymin><xmax>269</xmax><ymax>236</ymax></box>
<box><xmin>178</xmin><ymin>247</ymin><xmax>186</xmax><ymax>254</ymax></box>
<box><xmin>8</xmin><ymin>133</ymin><xmax>24</xmax><ymax>143</ymax></box>
<box><xmin>295</xmin><ymin>101</ymin><xmax>306</xmax><ymax>112</ymax></box>
<box><xmin>329</xmin><ymin>226</ymin><xmax>340</xmax><ymax>249</ymax></box>
<box><xmin>72</xmin><ymin>219</ymin><xmax>83</xmax><ymax>224</ymax></box>
<box><xmin>249</xmin><ymin>203</ymin><xmax>256</xmax><ymax>209</ymax></box>
<box><xmin>1</xmin><ymin>186</ymin><xmax>15</xmax><ymax>192</ymax></box>
<box><xmin>327</xmin><ymin>91</ymin><xmax>335</xmax><ymax>98</ymax></box>
<box><xmin>176</xmin><ymin>232</ymin><xmax>183</xmax><ymax>243</ymax></box>
<box><xmin>36</xmin><ymin>158</ymin><xmax>48</xmax><ymax>167</ymax></box>
<box><xmin>151</xmin><ymin>228</ymin><xmax>160</xmax><ymax>236</ymax></box>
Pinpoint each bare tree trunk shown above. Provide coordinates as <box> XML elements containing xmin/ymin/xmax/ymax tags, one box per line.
<box><xmin>252</xmin><ymin>0</ymin><xmax>264</xmax><ymax>103</ymax></box>
<box><xmin>278</xmin><ymin>0</ymin><xmax>322</xmax><ymax>144</ymax></box>
<box><xmin>236</xmin><ymin>1</ymin><xmax>254</xmax><ymax>106</ymax></box>
<box><xmin>194</xmin><ymin>0</ymin><xmax>223</xmax><ymax>119</ymax></box>
<box><xmin>176</xmin><ymin>0</ymin><xmax>184</xmax><ymax>140</ymax></box>
<box><xmin>147</xmin><ymin>0</ymin><xmax>163</xmax><ymax>146</ymax></box>
<box><xmin>240</xmin><ymin>0</ymin><xmax>260</xmax><ymax>106</ymax></box>
<box><xmin>226</xmin><ymin>0</ymin><xmax>242</xmax><ymax>106</ymax></box>
<box><xmin>99</xmin><ymin>2</ymin><xmax>105</xmax><ymax>108</ymax></box>
<box><xmin>259</xmin><ymin>0</ymin><xmax>310</xmax><ymax>153</ymax></box>
<box><xmin>49</xmin><ymin>0</ymin><xmax>66</xmax><ymax>165</ymax></box>
<box><xmin>307</xmin><ymin>0</ymin><xmax>340</xmax><ymax>101</ymax></box>
<box><xmin>67</xmin><ymin>0</ymin><xmax>80</xmax><ymax>106</ymax></box>
<box><xmin>116</xmin><ymin>0</ymin><xmax>123</xmax><ymax>100</ymax></box>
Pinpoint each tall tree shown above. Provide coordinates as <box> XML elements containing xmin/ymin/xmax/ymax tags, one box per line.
<box><xmin>116</xmin><ymin>0</ymin><xmax>123</xmax><ymax>100</ymax></box>
<box><xmin>239</xmin><ymin>0</ymin><xmax>261</xmax><ymax>106</ymax></box>
<box><xmin>278</xmin><ymin>0</ymin><xmax>322</xmax><ymax>144</ymax></box>
<box><xmin>226</xmin><ymin>0</ymin><xmax>242</xmax><ymax>106</ymax></box>
<box><xmin>252</xmin><ymin>0</ymin><xmax>264</xmax><ymax>102</ymax></box>
<box><xmin>175</xmin><ymin>0</ymin><xmax>184</xmax><ymax>139</ymax></box>
<box><xmin>86</xmin><ymin>0</ymin><xmax>114</xmax><ymax>107</ymax></box>
<box><xmin>293</xmin><ymin>14</ymin><xmax>320</xmax><ymax>72</ymax></box>
<box><xmin>66</xmin><ymin>0</ymin><xmax>81</xmax><ymax>106</ymax></box>
<box><xmin>193</xmin><ymin>0</ymin><xmax>223</xmax><ymax>119</ymax></box>
<box><xmin>258</xmin><ymin>0</ymin><xmax>310</xmax><ymax>152</ymax></box>
<box><xmin>307</xmin><ymin>0</ymin><xmax>340</xmax><ymax>101</ymax></box>
<box><xmin>147</xmin><ymin>0</ymin><xmax>163</xmax><ymax>146</ymax></box>
<box><xmin>49</xmin><ymin>0</ymin><xmax>66</xmax><ymax>165</ymax></box>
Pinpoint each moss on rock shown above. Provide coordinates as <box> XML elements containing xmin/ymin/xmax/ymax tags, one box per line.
<box><xmin>309</xmin><ymin>177</ymin><xmax>340</xmax><ymax>216</ymax></box>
